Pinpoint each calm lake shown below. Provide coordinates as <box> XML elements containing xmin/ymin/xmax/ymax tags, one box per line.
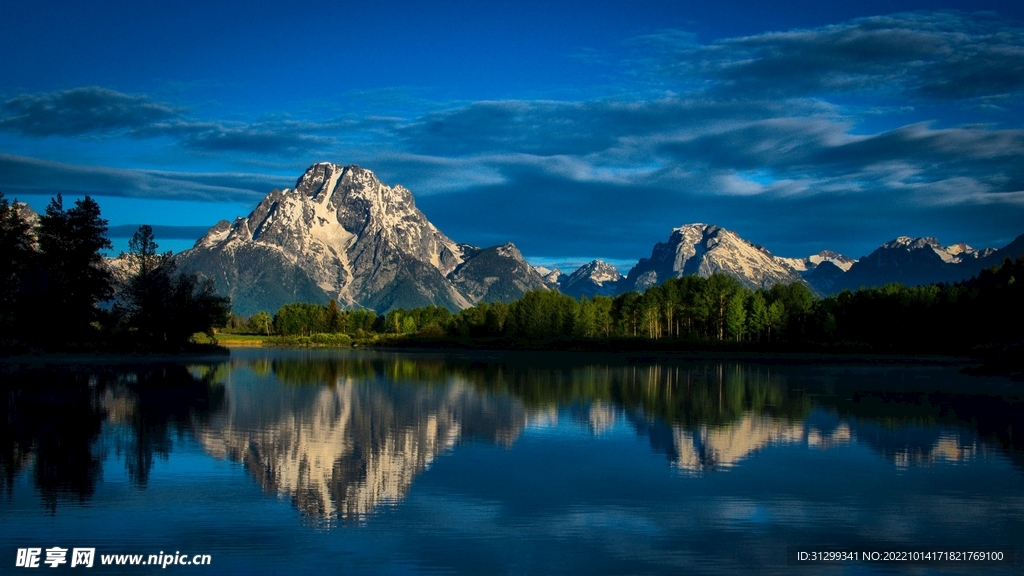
<box><xmin>2</xmin><ymin>349</ymin><xmax>1022</xmax><ymax>574</ymax></box>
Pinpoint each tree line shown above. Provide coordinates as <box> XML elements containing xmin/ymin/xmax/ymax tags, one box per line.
<box><xmin>232</xmin><ymin>255</ymin><xmax>1023</xmax><ymax>355</ymax></box>
<box><xmin>0</xmin><ymin>191</ymin><xmax>230</xmax><ymax>352</ymax></box>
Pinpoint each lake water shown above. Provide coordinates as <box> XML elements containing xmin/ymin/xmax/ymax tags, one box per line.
<box><xmin>2</xmin><ymin>349</ymin><xmax>1022</xmax><ymax>574</ymax></box>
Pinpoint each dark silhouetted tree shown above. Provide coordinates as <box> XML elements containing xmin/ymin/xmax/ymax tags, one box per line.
<box><xmin>0</xmin><ymin>192</ymin><xmax>36</xmax><ymax>335</ymax></box>
<box><xmin>35</xmin><ymin>194</ymin><xmax>113</xmax><ymax>345</ymax></box>
<box><xmin>115</xmin><ymin>225</ymin><xmax>230</xmax><ymax>349</ymax></box>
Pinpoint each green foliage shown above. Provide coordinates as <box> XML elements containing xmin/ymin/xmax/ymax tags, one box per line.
<box><xmin>251</xmin><ymin>311</ymin><xmax>273</xmax><ymax>336</ymax></box>
<box><xmin>725</xmin><ymin>291</ymin><xmax>747</xmax><ymax>342</ymax></box>
<box><xmin>254</xmin><ymin>256</ymin><xmax>1024</xmax><ymax>356</ymax></box>
<box><xmin>271</xmin><ymin>300</ymin><xmax>378</xmax><ymax>338</ymax></box>
<box><xmin>747</xmin><ymin>292</ymin><xmax>769</xmax><ymax>341</ymax></box>
<box><xmin>263</xmin><ymin>333</ymin><xmax>354</xmax><ymax>347</ymax></box>
<box><xmin>505</xmin><ymin>290</ymin><xmax>580</xmax><ymax>339</ymax></box>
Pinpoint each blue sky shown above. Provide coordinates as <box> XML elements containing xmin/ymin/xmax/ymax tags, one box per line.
<box><xmin>2</xmin><ymin>0</ymin><xmax>1023</xmax><ymax>270</ymax></box>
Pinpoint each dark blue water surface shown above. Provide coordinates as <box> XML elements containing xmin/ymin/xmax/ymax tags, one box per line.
<box><xmin>2</xmin><ymin>349</ymin><xmax>1023</xmax><ymax>574</ymax></box>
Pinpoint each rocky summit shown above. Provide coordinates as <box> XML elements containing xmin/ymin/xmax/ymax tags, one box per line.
<box><xmin>559</xmin><ymin>260</ymin><xmax>624</xmax><ymax>298</ymax></box>
<box><xmin>826</xmin><ymin>235</ymin><xmax>1008</xmax><ymax>293</ymax></box>
<box><xmin>174</xmin><ymin>163</ymin><xmax>548</xmax><ymax>315</ymax></box>
<box><xmin>619</xmin><ymin>224</ymin><xmax>807</xmax><ymax>293</ymax></box>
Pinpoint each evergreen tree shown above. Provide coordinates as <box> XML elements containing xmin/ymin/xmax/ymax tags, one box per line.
<box><xmin>115</xmin><ymin>225</ymin><xmax>230</xmax><ymax>349</ymax></box>
<box><xmin>35</xmin><ymin>194</ymin><xmax>113</xmax><ymax>345</ymax></box>
<box><xmin>127</xmin><ymin>224</ymin><xmax>165</xmax><ymax>276</ymax></box>
<box><xmin>326</xmin><ymin>299</ymin><xmax>343</xmax><ymax>333</ymax></box>
<box><xmin>0</xmin><ymin>192</ymin><xmax>36</xmax><ymax>335</ymax></box>
<box><xmin>706</xmin><ymin>274</ymin><xmax>742</xmax><ymax>340</ymax></box>
<box><xmin>766</xmin><ymin>300</ymin><xmax>785</xmax><ymax>341</ymax></box>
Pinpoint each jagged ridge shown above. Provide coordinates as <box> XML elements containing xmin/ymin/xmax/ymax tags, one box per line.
<box><xmin>175</xmin><ymin>163</ymin><xmax>548</xmax><ymax>315</ymax></box>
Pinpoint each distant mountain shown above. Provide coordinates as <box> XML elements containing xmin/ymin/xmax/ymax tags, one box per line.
<box><xmin>174</xmin><ymin>163</ymin><xmax>548</xmax><ymax>315</ymax></box>
<box><xmin>619</xmin><ymin>224</ymin><xmax>807</xmax><ymax>293</ymax></box>
<box><xmin>449</xmin><ymin>243</ymin><xmax>550</xmax><ymax>304</ymax></box>
<box><xmin>976</xmin><ymin>233</ymin><xmax>1024</xmax><ymax>271</ymax></box>
<box><xmin>533</xmin><ymin>266</ymin><xmax>566</xmax><ymax>286</ymax></box>
<box><xmin>776</xmin><ymin>250</ymin><xmax>855</xmax><ymax>274</ymax></box>
<box><xmin>829</xmin><ymin>235</ymin><xmax>1007</xmax><ymax>293</ymax></box>
<box><xmin>803</xmin><ymin>261</ymin><xmax>847</xmax><ymax>294</ymax></box>
<box><xmin>560</xmin><ymin>260</ymin><xmax>624</xmax><ymax>298</ymax></box>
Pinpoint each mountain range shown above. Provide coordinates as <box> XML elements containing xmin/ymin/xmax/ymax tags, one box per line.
<box><xmin>173</xmin><ymin>162</ymin><xmax>1024</xmax><ymax>315</ymax></box>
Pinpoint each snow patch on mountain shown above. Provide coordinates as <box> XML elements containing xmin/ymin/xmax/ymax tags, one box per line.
<box><xmin>621</xmin><ymin>224</ymin><xmax>807</xmax><ymax>293</ymax></box>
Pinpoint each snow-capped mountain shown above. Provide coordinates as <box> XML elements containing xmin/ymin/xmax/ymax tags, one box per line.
<box><xmin>619</xmin><ymin>224</ymin><xmax>807</xmax><ymax>293</ymax></box>
<box><xmin>559</xmin><ymin>260</ymin><xmax>624</xmax><ymax>298</ymax></box>
<box><xmin>174</xmin><ymin>163</ymin><xmax>548</xmax><ymax>315</ymax></box>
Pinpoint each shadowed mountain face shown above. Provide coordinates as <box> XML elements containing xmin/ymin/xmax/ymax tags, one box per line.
<box><xmin>558</xmin><ymin>260</ymin><xmax>624</xmax><ymax>298</ymax></box>
<box><xmin>174</xmin><ymin>163</ymin><xmax>547</xmax><ymax>315</ymax></box>
<box><xmin>827</xmin><ymin>236</ymin><xmax>995</xmax><ymax>292</ymax></box>
<box><xmin>798</xmin><ymin>233</ymin><xmax>1024</xmax><ymax>294</ymax></box>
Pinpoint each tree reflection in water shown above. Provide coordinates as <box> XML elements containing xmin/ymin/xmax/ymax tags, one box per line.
<box><xmin>0</xmin><ymin>362</ymin><xmax>226</xmax><ymax>510</ymax></box>
<box><xmin>2</xmin><ymin>353</ymin><xmax>1023</xmax><ymax>519</ymax></box>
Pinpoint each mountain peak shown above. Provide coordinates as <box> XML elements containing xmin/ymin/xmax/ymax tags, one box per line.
<box><xmin>882</xmin><ymin>236</ymin><xmax>943</xmax><ymax>251</ymax></box>
<box><xmin>175</xmin><ymin>163</ymin><xmax>551</xmax><ymax>314</ymax></box>
<box><xmin>567</xmin><ymin>260</ymin><xmax>623</xmax><ymax>284</ymax></box>
<box><xmin>560</xmin><ymin>259</ymin><xmax>624</xmax><ymax>298</ymax></box>
<box><xmin>622</xmin><ymin>222</ymin><xmax>806</xmax><ymax>292</ymax></box>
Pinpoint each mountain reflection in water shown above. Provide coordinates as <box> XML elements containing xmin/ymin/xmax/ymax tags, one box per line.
<box><xmin>2</xmin><ymin>351</ymin><xmax>1022</xmax><ymax>523</ymax></box>
<box><xmin>196</xmin><ymin>356</ymin><xmax>530</xmax><ymax>521</ymax></box>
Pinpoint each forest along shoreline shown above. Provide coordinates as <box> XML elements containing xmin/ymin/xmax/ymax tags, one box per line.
<box><xmin>2</xmin><ymin>190</ymin><xmax>1021</xmax><ymax>379</ymax></box>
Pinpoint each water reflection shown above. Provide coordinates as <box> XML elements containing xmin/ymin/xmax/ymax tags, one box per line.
<box><xmin>0</xmin><ymin>362</ymin><xmax>224</xmax><ymax>510</ymax></box>
<box><xmin>2</xmin><ymin>352</ymin><xmax>1023</xmax><ymax>522</ymax></box>
<box><xmin>195</xmin><ymin>357</ymin><xmax>529</xmax><ymax>521</ymax></box>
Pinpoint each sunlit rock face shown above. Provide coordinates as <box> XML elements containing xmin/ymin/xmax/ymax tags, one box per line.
<box><xmin>621</xmin><ymin>224</ymin><xmax>808</xmax><ymax>292</ymax></box>
<box><xmin>195</xmin><ymin>369</ymin><xmax>529</xmax><ymax>521</ymax></box>
<box><xmin>175</xmin><ymin>163</ymin><xmax>548</xmax><ymax>315</ymax></box>
<box><xmin>559</xmin><ymin>260</ymin><xmax>624</xmax><ymax>298</ymax></box>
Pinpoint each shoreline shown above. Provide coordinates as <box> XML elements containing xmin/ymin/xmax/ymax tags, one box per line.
<box><xmin>0</xmin><ymin>348</ymin><xmax>230</xmax><ymax>366</ymax></box>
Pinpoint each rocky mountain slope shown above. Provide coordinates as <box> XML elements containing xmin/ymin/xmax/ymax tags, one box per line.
<box><xmin>619</xmin><ymin>224</ymin><xmax>807</xmax><ymax>293</ymax></box>
<box><xmin>174</xmin><ymin>163</ymin><xmax>548</xmax><ymax>315</ymax></box>
<box><xmin>828</xmin><ymin>236</ymin><xmax>1003</xmax><ymax>293</ymax></box>
<box><xmin>559</xmin><ymin>260</ymin><xmax>624</xmax><ymax>298</ymax></box>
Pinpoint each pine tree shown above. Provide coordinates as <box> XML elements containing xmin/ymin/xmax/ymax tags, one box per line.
<box><xmin>114</xmin><ymin>225</ymin><xmax>230</xmax><ymax>349</ymax></box>
<box><xmin>0</xmin><ymin>192</ymin><xmax>36</xmax><ymax>335</ymax></box>
<box><xmin>36</xmin><ymin>194</ymin><xmax>113</xmax><ymax>345</ymax></box>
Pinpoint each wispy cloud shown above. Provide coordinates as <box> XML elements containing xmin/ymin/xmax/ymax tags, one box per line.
<box><xmin>645</xmin><ymin>12</ymin><xmax>1024</xmax><ymax>100</ymax></box>
<box><xmin>0</xmin><ymin>87</ymin><xmax>183</xmax><ymax>137</ymax></box>
<box><xmin>0</xmin><ymin>154</ymin><xmax>290</xmax><ymax>203</ymax></box>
